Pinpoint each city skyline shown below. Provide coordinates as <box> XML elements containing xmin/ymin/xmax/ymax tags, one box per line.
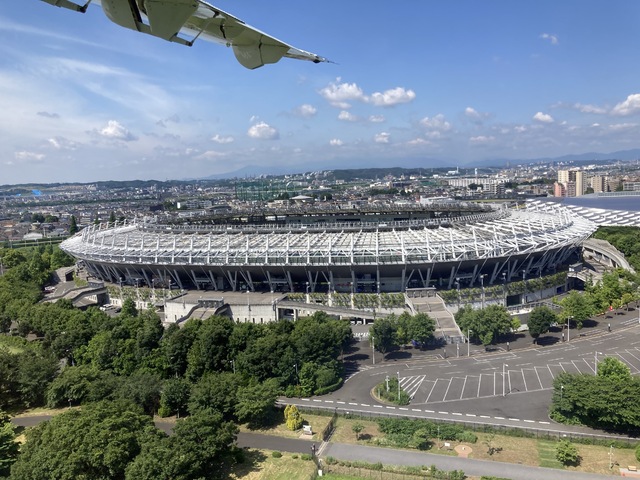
<box><xmin>2</xmin><ymin>1</ymin><xmax>640</xmax><ymax>184</ymax></box>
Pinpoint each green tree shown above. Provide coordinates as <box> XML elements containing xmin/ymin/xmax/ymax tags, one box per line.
<box><xmin>528</xmin><ymin>306</ymin><xmax>556</xmax><ymax>343</ymax></box>
<box><xmin>159</xmin><ymin>377</ymin><xmax>191</xmax><ymax>418</ymax></box>
<box><xmin>369</xmin><ymin>316</ymin><xmax>397</xmax><ymax>355</ymax></box>
<box><xmin>0</xmin><ymin>411</ymin><xmax>18</xmax><ymax>476</ymax></box>
<box><xmin>188</xmin><ymin>372</ymin><xmax>240</xmax><ymax>421</ymax></box>
<box><xmin>185</xmin><ymin>316</ymin><xmax>234</xmax><ymax>380</ymax></box>
<box><xmin>16</xmin><ymin>350</ymin><xmax>59</xmax><ymax>408</ymax></box>
<box><xmin>69</xmin><ymin>215</ymin><xmax>78</xmax><ymax>235</ymax></box>
<box><xmin>597</xmin><ymin>357</ymin><xmax>631</xmax><ymax>381</ymax></box>
<box><xmin>10</xmin><ymin>401</ymin><xmax>155</xmax><ymax>480</ymax></box>
<box><xmin>235</xmin><ymin>378</ymin><xmax>279</xmax><ymax>429</ymax></box>
<box><xmin>559</xmin><ymin>290</ymin><xmax>594</xmax><ymax>330</ymax></box>
<box><xmin>408</xmin><ymin>312</ymin><xmax>436</xmax><ymax>346</ymax></box>
<box><xmin>284</xmin><ymin>404</ymin><xmax>304</xmax><ymax>431</ymax></box>
<box><xmin>352</xmin><ymin>422</ymin><xmax>364</xmax><ymax>441</ymax></box>
<box><xmin>117</xmin><ymin>371</ymin><xmax>163</xmax><ymax>415</ymax></box>
<box><xmin>556</xmin><ymin>440</ymin><xmax>580</xmax><ymax>466</ymax></box>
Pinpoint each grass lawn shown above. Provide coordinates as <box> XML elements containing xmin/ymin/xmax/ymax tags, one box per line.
<box><xmin>227</xmin><ymin>449</ymin><xmax>317</xmax><ymax>480</ymax></box>
<box><xmin>326</xmin><ymin>414</ymin><xmax>639</xmax><ymax>475</ymax></box>
<box><xmin>238</xmin><ymin>412</ymin><xmax>333</xmax><ymax>443</ymax></box>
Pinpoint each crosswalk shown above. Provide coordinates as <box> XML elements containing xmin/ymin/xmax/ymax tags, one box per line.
<box><xmin>399</xmin><ymin>346</ymin><xmax>640</xmax><ymax>404</ymax></box>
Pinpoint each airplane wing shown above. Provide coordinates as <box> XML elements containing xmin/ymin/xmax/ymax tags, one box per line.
<box><xmin>39</xmin><ymin>0</ymin><xmax>329</xmax><ymax>69</ymax></box>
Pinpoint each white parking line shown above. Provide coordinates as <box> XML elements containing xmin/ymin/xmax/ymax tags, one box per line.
<box><xmin>459</xmin><ymin>376</ymin><xmax>468</xmax><ymax>400</ymax></box>
<box><xmin>442</xmin><ymin>377</ymin><xmax>454</xmax><ymax>402</ymax></box>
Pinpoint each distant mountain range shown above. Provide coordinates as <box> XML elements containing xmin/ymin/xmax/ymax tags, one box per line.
<box><xmin>199</xmin><ymin>148</ymin><xmax>640</xmax><ymax>180</ymax></box>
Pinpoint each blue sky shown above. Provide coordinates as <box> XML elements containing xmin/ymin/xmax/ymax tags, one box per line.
<box><xmin>2</xmin><ymin>1</ymin><xmax>640</xmax><ymax>184</ymax></box>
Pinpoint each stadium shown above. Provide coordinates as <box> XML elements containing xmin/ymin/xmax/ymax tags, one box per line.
<box><xmin>60</xmin><ymin>202</ymin><xmax>596</xmax><ymax>295</ymax></box>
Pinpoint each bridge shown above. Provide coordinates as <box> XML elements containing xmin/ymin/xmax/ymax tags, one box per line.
<box><xmin>582</xmin><ymin>238</ymin><xmax>635</xmax><ymax>274</ymax></box>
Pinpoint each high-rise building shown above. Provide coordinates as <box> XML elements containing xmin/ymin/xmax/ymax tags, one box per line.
<box><xmin>556</xmin><ymin>169</ymin><xmax>584</xmax><ymax>197</ymax></box>
<box><xmin>590</xmin><ymin>175</ymin><xmax>609</xmax><ymax>193</ymax></box>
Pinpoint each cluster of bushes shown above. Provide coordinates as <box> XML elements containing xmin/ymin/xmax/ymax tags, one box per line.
<box><xmin>376</xmin><ymin>418</ymin><xmax>477</xmax><ymax>450</ymax></box>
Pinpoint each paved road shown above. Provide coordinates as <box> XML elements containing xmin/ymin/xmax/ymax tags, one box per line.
<box><xmin>323</xmin><ymin>442</ymin><xmax>615</xmax><ymax>480</ymax></box>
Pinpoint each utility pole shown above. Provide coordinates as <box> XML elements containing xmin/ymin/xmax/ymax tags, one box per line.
<box><xmin>503</xmin><ymin>363</ymin><xmax>509</xmax><ymax>397</ymax></box>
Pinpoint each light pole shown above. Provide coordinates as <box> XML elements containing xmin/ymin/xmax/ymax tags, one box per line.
<box><xmin>502</xmin><ymin>272</ymin><xmax>507</xmax><ymax>306</ymax></box>
<box><xmin>502</xmin><ymin>364</ymin><xmax>509</xmax><ymax>397</ymax></box>
<box><xmin>480</xmin><ymin>274</ymin><xmax>486</xmax><ymax>309</ymax></box>
<box><xmin>467</xmin><ymin>329</ymin><xmax>472</xmax><ymax>357</ymax></box>
<box><xmin>371</xmin><ymin>336</ymin><xmax>375</xmax><ymax>365</ymax></box>
<box><xmin>522</xmin><ymin>269</ymin><xmax>526</xmax><ymax>305</ymax></box>
<box><xmin>560</xmin><ymin>384</ymin><xmax>564</xmax><ymax>403</ymax></box>
<box><xmin>397</xmin><ymin>371</ymin><xmax>401</xmax><ymax>401</ymax></box>
<box><xmin>294</xmin><ymin>363</ymin><xmax>298</xmax><ymax>381</ymax></box>
<box><xmin>567</xmin><ymin>315</ymin><xmax>572</xmax><ymax>342</ymax></box>
<box><xmin>305</xmin><ymin>281</ymin><xmax>310</xmax><ymax>303</ymax></box>
<box><xmin>455</xmin><ymin>278</ymin><xmax>460</xmax><ymax>309</ymax></box>
<box><xmin>231</xmin><ymin>359</ymin><xmax>236</xmax><ymax>374</ymax></box>
<box><xmin>595</xmin><ymin>351</ymin><xmax>603</xmax><ymax>375</ymax></box>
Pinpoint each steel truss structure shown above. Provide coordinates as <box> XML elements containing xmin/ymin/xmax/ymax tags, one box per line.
<box><xmin>61</xmin><ymin>205</ymin><xmax>596</xmax><ymax>293</ymax></box>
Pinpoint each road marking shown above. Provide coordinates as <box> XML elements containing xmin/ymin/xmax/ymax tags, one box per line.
<box><xmin>442</xmin><ymin>377</ymin><xmax>454</xmax><ymax>402</ymax></box>
<box><xmin>521</xmin><ymin>368</ymin><xmax>528</xmax><ymax>392</ymax></box>
<box><xmin>302</xmin><ymin>398</ymin><xmax>310</xmax><ymax>401</ymax></box>
<box><xmin>325</xmin><ymin>400</ymin><xmax>334</xmax><ymax>404</ymax></box>
<box><xmin>399</xmin><ymin>408</ymin><xmax>408</xmax><ymax>411</ymax></box>
<box><xmin>337</xmin><ymin>401</ymin><xmax>345</xmax><ymax>404</ymax></box>
<box><xmin>313</xmin><ymin>399</ymin><xmax>321</xmax><ymax>402</ymax></box>
<box><xmin>438</xmin><ymin>411</ymin><xmax>449</xmax><ymax>415</ymax></box>
<box><xmin>480</xmin><ymin>415</ymin><xmax>490</xmax><ymax>419</ymax></box>
<box><xmin>539</xmin><ymin>421</ymin><xmax>550</xmax><ymax>425</ymax></box>
<box><xmin>466</xmin><ymin>414</ymin><xmax>476</xmax><ymax>417</ymax></box>
<box><xmin>452</xmin><ymin>412</ymin><xmax>462</xmax><ymax>416</ymax></box>
<box><xmin>524</xmin><ymin>420</ymin><xmax>535</xmax><ymax>423</ymax></box>
<box><xmin>494</xmin><ymin>416</ymin><xmax>504</xmax><ymax>420</ymax></box>
<box><xmin>534</xmin><ymin>367</ymin><xmax>544</xmax><ymax>390</ymax></box>
<box><xmin>425</xmin><ymin>409</ymin><xmax>434</xmax><ymax>413</ymax></box>
<box><xmin>459</xmin><ymin>376</ymin><xmax>468</xmax><ymax>400</ymax></box>
<box><xmin>412</xmin><ymin>409</ymin><xmax>422</xmax><ymax>412</ymax></box>
<box><xmin>348</xmin><ymin>402</ymin><xmax>358</xmax><ymax>406</ymax></box>
<box><xmin>386</xmin><ymin>406</ymin><xmax>396</xmax><ymax>410</ymax></box>
<box><xmin>509</xmin><ymin>418</ymin><xmax>520</xmax><ymax>422</ymax></box>
<box><xmin>373</xmin><ymin>405</ymin><xmax>382</xmax><ymax>408</ymax></box>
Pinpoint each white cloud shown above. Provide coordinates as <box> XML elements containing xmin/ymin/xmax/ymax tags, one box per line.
<box><xmin>420</xmin><ymin>114</ymin><xmax>452</xmax><ymax>131</ymax></box>
<box><xmin>533</xmin><ymin>112</ymin><xmax>554</xmax><ymax>123</ymax></box>
<box><xmin>374</xmin><ymin>132</ymin><xmax>390</xmax><ymax>144</ymax></box>
<box><xmin>247</xmin><ymin>121</ymin><xmax>279</xmax><ymax>140</ymax></box>
<box><xmin>98</xmin><ymin>120</ymin><xmax>137</xmax><ymax>141</ymax></box>
<box><xmin>338</xmin><ymin>110</ymin><xmax>358</xmax><ymax>122</ymax></box>
<box><xmin>514</xmin><ymin>125</ymin><xmax>527</xmax><ymax>133</ymax></box>
<box><xmin>293</xmin><ymin>104</ymin><xmax>317</xmax><ymax>118</ymax></box>
<box><xmin>329</xmin><ymin>138</ymin><xmax>343</xmax><ymax>146</ymax></box>
<box><xmin>574</xmin><ymin>103</ymin><xmax>607</xmax><ymax>114</ymax></box>
<box><xmin>407</xmin><ymin>138</ymin><xmax>430</xmax><ymax>146</ymax></box>
<box><xmin>540</xmin><ymin>33</ymin><xmax>559</xmax><ymax>45</ymax></box>
<box><xmin>465</xmin><ymin>107</ymin><xmax>480</xmax><ymax>119</ymax></box>
<box><xmin>48</xmin><ymin>137</ymin><xmax>78</xmax><ymax>150</ymax></box>
<box><xmin>368</xmin><ymin>87</ymin><xmax>416</xmax><ymax>107</ymax></box>
<box><xmin>318</xmin><ymin>79</ymin><xmax>365</xmax><ymax>108</ymax></box>
<box><xmin>611</xmin><ymin>94</ymin><xmax>640</xmax><ymax>116</ymax></box>
<box><xmin>14</xmin><ymin>151</ymin><xmax>45</xmax><ymax>163</ymax></box>
<box><xmin>37</xmin><ymin>111</ymin><xmax>60</xmax><ymax>119</ymax></box>
<box><xmin>211</xmin><ymin>134</ymin><xmax>234</xmax><ymax>144</ymax></box>
<box><xmin>369</xmin><ymin>115</ymin><xmax>385</xmax><ymax>123</ymax></box>
<box><xmin>469</xmin><ymin>135</ymin><xmax>495</xmax><ymax>144</ymax></box>
<box><xmin>196</xmin><ymin>150</ymin><xmax>227</xmax><ymax>160</ymax></box>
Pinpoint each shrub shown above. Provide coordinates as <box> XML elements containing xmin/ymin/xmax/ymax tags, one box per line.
<box><xmin>300</xmin><ymin>453</ymin><xmax>313</xmax><ymax>461</ymax></box>
<box><xmin>556</xmin><ymin>440</ymin><xmax>580</xmax><ymax>466</ymax></box>
<box><xmin>271</xmin><ymin>451</ymin><xmax>282</xmax><ymax>458</ymax></box>
<box><xmin>456</xmin><ymin>431</ymin><xmax>478</xmax><ymax>443</ymax></box>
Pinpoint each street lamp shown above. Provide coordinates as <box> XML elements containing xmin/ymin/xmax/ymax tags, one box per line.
<box><xmin>595</xmin><ymin>351</ymin><xmax>603</xmax><ymax>375</ymax></box>
<box><xmin>467</xmin><ymin>329</ymin><xmax>472</xmax><ymax>357</ymax></box>
<box><xmin>502</xmin><ymin>272</ymin><xmax>507</xmax><ymax>306</ymax></box>
<box><xmin>566</xmin><ymin>315</ymin><xmax>573</xmax><ymax>342</ymax></box>
<box><xmin>502</xmin><ymin>364</ymin><xmax>509</xmax><ymax>397</ymax></box>
<box><xmin>560</xmin><ymin>384</ymin><xmax>564</xmax><ymax>403</ymax></box>
<box><xmin>305</xmin><ymin>281</ymin><xmax>310</xmax><ymax>303</ymax></box>
<box><xmin>371</xmin><ymin>336</ymin><xmax>375</xmax><ymax>365</ymax></box>
<box><xmin>522</xmin><ymin>269</ymin><xmax>526</xmax><ymax>305</ymax></box>
<box><xmin>455</xmin><ymin>278</ymin><xmax>460</xmax><ymax>309</ymax></box>
<box><xmin>480</xmin><ymin>274</ymin><xmax>486</xmax><ymax>309</ymax></box>
<box><xmin>397</xmin><ymin>371</ymin><xmax>401</xmax><ymax>401</ymax></box>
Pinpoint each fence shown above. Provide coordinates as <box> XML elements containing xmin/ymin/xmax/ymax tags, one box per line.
<box><xmin>297</xmin><ymin>405</ymin><xmax>639</xmax><ymax>447</ymax></box>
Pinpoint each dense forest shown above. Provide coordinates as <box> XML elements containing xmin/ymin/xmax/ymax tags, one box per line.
<box><xmin>0</xmin><ymin>245</ymin><xmax>352</xmax><ymax>478</ymax></box>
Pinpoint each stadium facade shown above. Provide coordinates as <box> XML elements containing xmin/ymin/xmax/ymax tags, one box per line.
<box><xmin>60</xmin><ymin>203</ymin><xmax>596</xmax><ymax>293</ymax></box>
